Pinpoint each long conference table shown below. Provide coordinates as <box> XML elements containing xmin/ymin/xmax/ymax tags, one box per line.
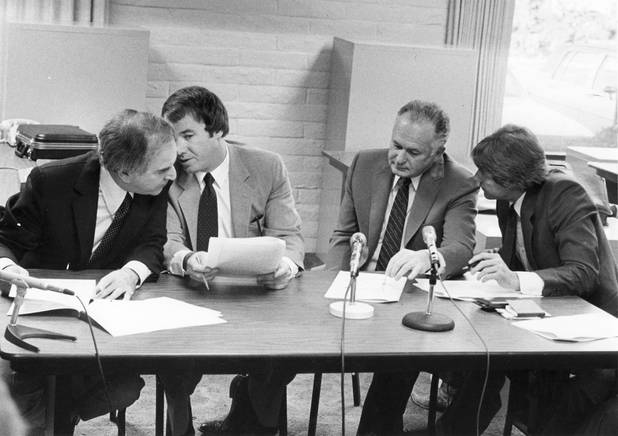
<box><xmin>2</xmin><ymin>270</ymin><xmax>618</xmax><ymax>434</ymax></box>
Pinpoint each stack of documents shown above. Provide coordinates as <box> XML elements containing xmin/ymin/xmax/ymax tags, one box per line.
<box><xmin>86</xmin><ymin>297</ymin><xmax>226</xmax><ymax>336</ymax></box>
<box><xmin>205</xmin><ymin>237</ymin><xmax>285</xmax><ymax>275</ymax></box>
<box><xmin>414</xmin><ymin>277</ymin><xmax>522</xmax><ymax>301</ymax></box>
<box><xmin>7</xmin><ymin>278</ymin><xmax>226</xmax><ymax>336</ymax></box>
<box><xmin>513</xmin><ymin>313</ymin><xmax>618</xmax><ymax>342</ymax></box>
<box><xmin>324</xmin><ymin>271</ymin><xmax>406</xmax><ymax>303</ymax></box>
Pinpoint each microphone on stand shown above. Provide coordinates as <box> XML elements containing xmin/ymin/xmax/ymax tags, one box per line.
<box><xmin>329</xmin><ymin>232</ymin><xmax>374</xmax><ymax>319</ymax></box>
<box><xmin>0</xmin><ymin>269</ymin><xmax>75</xmax><ymax>295</ymax></box>
<box><xmin>422</xmin><ymin>226</ymin><xmax>440</xmax><ymax>269</ymax></box>
<box><xmin>402</xmin><ymin>225</ymin><xmax>455</xmax><ymax>332</ymax></box>
<box><xmin>349</xmin><ymin>232</ymin><xmax>367</xmax><ymax>278</ymax></box>
<box><xmin>0</xmin><ymin>269</ymin><xmax>77</xmax><ymax>353</ymax></box>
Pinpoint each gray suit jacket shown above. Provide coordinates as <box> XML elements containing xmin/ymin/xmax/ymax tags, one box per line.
<box><xmin>327</xmin><ymin>149</ymin><xmax>478</xmax><ymax>278</ymax></box>
<box><xmin>164</xmin><ymin>144</ymin><xmax>304</xmax><ymax>272</ymax></box>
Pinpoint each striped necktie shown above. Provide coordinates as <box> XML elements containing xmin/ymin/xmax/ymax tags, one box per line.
<box><xmin>89</xmin><ymin>193</ymin><xmax>132</xmax><ymax>266</ymax></box>
<box><xmin>376</xmin><ymin>177</ymin><xmax>411</xmax><ymax>271</ymax></box>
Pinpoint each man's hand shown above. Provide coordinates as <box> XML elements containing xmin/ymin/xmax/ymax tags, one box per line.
<box><xmin>3</xmin><ymin>264</ymin><xmax>30</xmax><ymax>277</ymax></box>
<box><xmin>468</xmin><ymin>252</ymin><xmax>520</xmax><ymax>290</ymax></box>
<box><xmin>95</xmin><ymin>268</ymin><xmax>140</xmax><ymax>300</ymax></box>
<box><xmin>385</xmin><ymin>249</ymin><xmax>432</xmax><ymax>280</ymax></box>
<box><xmin>257</xmin><ymin>259</ymin><xmax>293</xmax><ymax>290</ymax></box>
<box><xmin>185</xmin><ymin>251</ymin><xmax>218</xmax><ymax>283</ymax></box>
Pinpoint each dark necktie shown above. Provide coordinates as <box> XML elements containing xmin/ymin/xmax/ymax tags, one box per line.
<box><xmin>89</xmin><ymin>193</ymin><xmax>132</xmax><ymax>266</ymax></box>
<box><xmin>499</xmin><ymin>205</ymin><xmax>521</xmax><ymax>269</ymax></box>
<box><xmin>376</xmin><ymin>177</ymin><xmax>411</xmax><ymax>271</ymax></box>
<box><xmin>196</xmin><ymin>173</ymin><xmax>218</xmax><ymax>251</ymax></box>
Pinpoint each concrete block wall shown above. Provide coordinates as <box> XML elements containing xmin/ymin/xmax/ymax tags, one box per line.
<box><xmin>110</xmin><ymin>0</ymin><xmax>448</xmax><ymax>252</ymax></box>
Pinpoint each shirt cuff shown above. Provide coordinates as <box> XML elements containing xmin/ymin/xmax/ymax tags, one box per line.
<box><xmin>123</xmin><ymin>261</ymin><xmax>151</xmax><ymax>288</ymax></box>
<box><xmin>281</xmin><ymin>256</ymin><xmax>299</xmax><ymax>277</ymax></box>
<box><xmin>516</xmin><ymin>271</ymin><xmax>544</xmax><ymax>296</ymax></box>
<box><xmin>0</xmin><ymin>257</ymin><xmax>16</xmax><ymax>270</ymax></box>
<box><xmin>170</xmin><ymin>249</ymin><xmax>193</xmax><ymax>276</ymax></box>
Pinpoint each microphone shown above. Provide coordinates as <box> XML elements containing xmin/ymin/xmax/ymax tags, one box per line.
<box><xmin>0</xmin><ymin>269</ymin><xmax>75</xmax><ymax>295</ymax></box>
<box><xmin>349</xmin><ymin>232</ymin><xmax>367</xmax><ymax>278</ymax></box>
<box><xmin>422</xmin><ymin>226</ymin><xmax>440</xmax><ymax>268</ymax></box>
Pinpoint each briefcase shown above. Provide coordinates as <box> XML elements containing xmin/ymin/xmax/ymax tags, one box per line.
<box><xmin>15</xmin><ymin>124</ymin><xmax>98</xmax><ymax>160</ymax></box>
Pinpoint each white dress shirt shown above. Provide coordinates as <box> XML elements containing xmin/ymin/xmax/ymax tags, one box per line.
<box><xmin>512</xmin><ymin>193</ymin><xmax>544</xmax><ymax>295</ymax></box>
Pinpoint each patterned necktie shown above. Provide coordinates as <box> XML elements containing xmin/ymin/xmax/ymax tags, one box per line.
<box><xmin>515</xmin><ymin>210</ymin><xmax>532</xmax><ymax>271</ymax></box>
<box><xmin>376</xmin><ymin>177</ymin><xmax>411</xmax><ymax>271</ymax></box>
<box><xmin>196</xmin><ymin>173</ymin><xmax>218</xmax><ymax>251</ymax></box>
<box><xmin>89</xmin><ymin>193</ymin><xmax>132</xmax><ymax>266</ymax></box>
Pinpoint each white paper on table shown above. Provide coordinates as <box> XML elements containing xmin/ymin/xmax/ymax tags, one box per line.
<box><xmin>324</xmin><ymin>271</ymin><xmax>406</xmax><ymax>303</ymax></box>
<box><xmin>86</xmin><ymin>297</ymin><xmax>226</xmax><ymax>336</ymax></box>
<box><xmin>7</xmin><ymin>279</ymin><xmax>96</xmax><ymax>315</ymax></box>
<box><xmin>204</xmin><ymin>237</ymin><xmax>285</xmax><ymax>275</ymax></box>
<box><xmin>414</xmin><ymin>277</ymin><xmax>522</xmax><ymax>301</ymax></box>
<box><xmin>512</xmin><ymin>313</ymin><xmax>618</xmax><ymax>342</ymax></box>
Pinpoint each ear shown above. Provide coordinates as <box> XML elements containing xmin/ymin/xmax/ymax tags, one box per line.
<box><xmin>213</xmin><ymin>130</ymin><xmax>223</xmax><ymax>139</ymax></box>
<box><xmin>116</xmin><ymin>169</ymin><xmax>132</xmax><ymax>184</ymax></box>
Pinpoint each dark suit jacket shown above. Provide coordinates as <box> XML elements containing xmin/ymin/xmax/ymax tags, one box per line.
<box><xmin>497</xmin><ymin>170</ymin><xmax>618</xmax><ymax>317</ymax></box>
<box><xmin>327</xmin><ymin>149</ymin><xmax>479</xmax><ymax>278</ymax></box>
<box><xmin>0</xmin><ymin>151</ymin><xmax>167</xmax><ymax>274</ymax></box>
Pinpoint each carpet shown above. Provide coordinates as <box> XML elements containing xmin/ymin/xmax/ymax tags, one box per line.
<box><xmin>75</xmin><ymin>372</ymin><xmax>516</xmax><ymax>435</ymax></box>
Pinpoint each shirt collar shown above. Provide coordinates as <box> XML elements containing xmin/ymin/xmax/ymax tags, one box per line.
<box><xmin>99</xmin><ymin>166</ymin><xmax>132</xmax><ymax>212</ymax></box>
<box><xmin>391</xmin><ymin>175</ymin><xmax>421</xmax><ymax>192</ymax></box>
<box><xmin>511</xmin><ymin>192</ymin><xmax>526</xmax><ymax>216</ymax></box>
<box><xmin>195</xmin><ymin>143</ymin><xmax>229</xmax><ymax>188</ymax></box>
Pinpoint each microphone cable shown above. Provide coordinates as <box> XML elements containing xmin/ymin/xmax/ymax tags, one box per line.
<box><xmin>437</xmin><ymin>276</ymin><xmax>490</xmax><ymax>436</ymax></box>
<box><xmin>75</xmin><ymin>296</ymin><xmax>114</xmax><ymax>418</ymax></box>
<box><xmin>338</xmin><ymin>280</ymin><xmax>353</xmax><ymax>436</ymax></box>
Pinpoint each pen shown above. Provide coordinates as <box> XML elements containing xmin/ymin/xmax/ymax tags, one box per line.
<box><xmin>201</xmin><ymin>274</ymin><xmax>210</xmax><ymax>291</ymax></box>
<box><xmin>251</xmin><ymin>214</ymin><xmax>264</xmax><ymax>236</ymax></box>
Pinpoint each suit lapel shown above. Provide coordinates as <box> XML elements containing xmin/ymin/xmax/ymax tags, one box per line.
<box><xmin>228</xmin><ymin>146</ymin><xmax>252</xmax><ymax>237</ymax></box>
<box><xmin>403</xmin><ymin>158</ymin><xmax>443</xmax><ymax>246</ymax></box>
<box><xmin>72</xmin><ymin>155</ymin><xmax>101</xmax><ymax>265</ymax></box>
<box><xmin>367</xmin><ymin>157</ymin><xmax>393</xmax><ymax>257</ymax></box>
<box><xmin>175</xmin><ymin>170</ymin><xmax>201</xmax><ymax>249</ymax></box>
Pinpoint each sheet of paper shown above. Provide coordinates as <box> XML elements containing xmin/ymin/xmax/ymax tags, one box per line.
<box><xmin>324</xmin><ymin>271</ymin><xmax>406</xmax><ymax>303</ymax></box>
<box><xmin>86</xmin><ymin>297</ymin><xmax>226</xmax><ymax>336</ymax></box>
<box><xmin>414</xmin><ymin>277</ymin><xmax>522</xmax><ymax>301</ymax></box>
<box><xmin>204</xmin><ymin>237</ymin><xmax>285</xmax><ymax>276</ymax></box>
<box><xmin>513</xmin><ymin>313</ymin><xmax>618</xmax><ymax>342</ymax></box>
<box><xmin>7</xmin><ymin>279</ymin><xmax>96</xmax><ymax>315</ymax></box>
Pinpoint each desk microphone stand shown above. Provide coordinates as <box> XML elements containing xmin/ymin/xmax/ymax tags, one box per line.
<box><xmin>4</xmin><ymin>281</ymin><xmax>76</xmax><ymax>353</ymax></box>
<box><xmin>329</xmin><ymin>272</ymin><xmax>374</xmax><ymax>320</ymax></box>
<box><xmin>402</xmin><ymin>263</ymin><xmax>454</xmax><ymax>331</ymax></box>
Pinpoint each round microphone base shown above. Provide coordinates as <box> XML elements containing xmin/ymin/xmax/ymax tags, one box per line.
<box><xmin>402</xmin><ymin>311</ymin><xmax>455</xmax><ymax>332</ymax></box>
<box><xmin>329</xmin><ymin>301</ymin><xmax>374</xmax><ymax>319</ymax></box>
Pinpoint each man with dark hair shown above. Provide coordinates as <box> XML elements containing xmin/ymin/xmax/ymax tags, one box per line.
<box><xmin>438</xmin><ymin>124</ymin><xmax>618</xmax><ymax>435</ymax></box>
<box><xmin>159</xmin><ymin>86</ymin><xmax>304</xmax><ymax>436</ymax></box>
<box><xmin>0</xmin><ymin>109</ymin><xmax>177</xmax><ymax>434</ymax></box>
<box><xmin>326</xmin><ymin>100</ymin><xmax>479</xmax><ymax>435</ymax></box>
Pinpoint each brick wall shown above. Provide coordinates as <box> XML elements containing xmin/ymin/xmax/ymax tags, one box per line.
<box><xmin>110</xmin><ymin>0</ymin><xmax>448</xmax><ymax>251</ymax></box>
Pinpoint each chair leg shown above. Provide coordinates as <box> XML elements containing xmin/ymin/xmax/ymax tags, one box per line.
<box><xmin>117</xmin><ymin>409</ymin><xmax>126</xmax><ymax>436</ymax></box>
<box><xmin>109</xmin><ymin>409</ymin><xmax>126</xmax><ymax>436</ymax></box>
<box><xmin>503</xmin><ymin>381</ymin><xmax>514</xmax><ymax>436</ymax></box>
<box><xmin>278</xmin><ymin>386</ymin><xmax>288</xmax><ymax>436</ymax></box>
<box><xmin>352</xmin><ymin>372</ymin><xmax>361</xmax><ymax>406</ymax></box>
<box><xmin>156</xmin><ymin>375</ymin><xmax>165</xmax><ymax>436</ymax></box>
<box><xmin>308</xmin><ymin>373</ymin><xmax>323</xmax><ymax>436</ymax></box>
<box><xmin>427</xmin><ymin>374</ymin><xmax>440</xmax><ymax>436</ymax></box>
